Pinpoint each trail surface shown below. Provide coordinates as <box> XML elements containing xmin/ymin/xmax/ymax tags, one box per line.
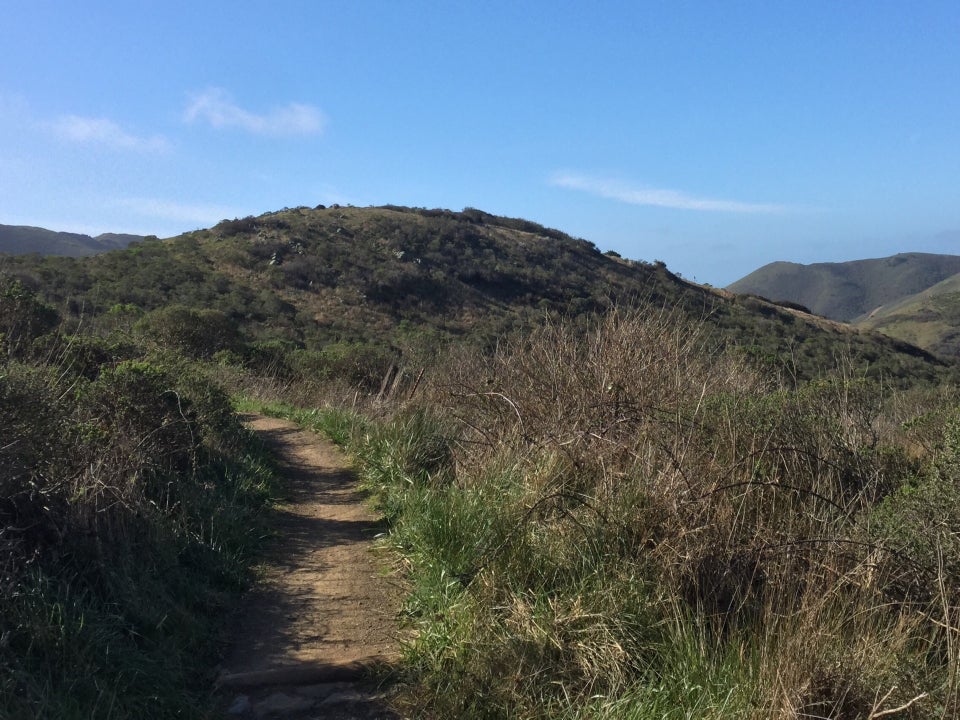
<box><xmin>216</xmin><ymin>414</ymin><xmax>401</xmax><ymax>719</ymax></box>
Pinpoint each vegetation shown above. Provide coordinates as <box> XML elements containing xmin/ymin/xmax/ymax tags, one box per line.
<box><xmin>337</xmin><ymin>308</ymin><xmax>960</xmax><ymax>718</ymax></box>
<box><xmin>860</xmin><ymin>273</ymin><xmax>960</xmax><ymax>358</ymax></box>
<box><xmin>0</xmin><ymin>280</ymin><xmax>276</xmax><ymax>718</ymax></box>
<box><xmin>3</xmin><ymin>205</ymin><xmax>960</xmax><ymax>717</ymax></box>
<box><xmin>3</xmin><ymin>206</ymin><xmax>955</xmax><ymax>388</ymax></box>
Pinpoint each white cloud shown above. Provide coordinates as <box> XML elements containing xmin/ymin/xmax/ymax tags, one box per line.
<box><xmin>114</xmin><ymin>197</ymin><xmax>245</xmax><ymax>226</ymax></box>
<box><xmin>184</xmin><ymin>88</ymin><xmax>326</xmax><ymax>136</ymax></box>
<box><xmin>51</xmin><ymin>115</ymin><xmax>170</xmax><ymax>152</ymax></box>
<box><xmin>551</xmin><ymin>172</ymin><xmax>787</xmax><ymax>214</ymax></box>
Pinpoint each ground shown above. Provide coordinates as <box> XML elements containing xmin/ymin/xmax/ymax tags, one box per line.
<box><xmin>215</xmin><ymin>415</ymin><xmax>402</xmax><ymax>719</ymax></box>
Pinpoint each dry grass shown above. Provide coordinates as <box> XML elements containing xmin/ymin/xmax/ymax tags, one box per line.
<box><xmin>348</xmin><ymin>306</ymin><xmax>960</xmax><ymax>718</ymax></box>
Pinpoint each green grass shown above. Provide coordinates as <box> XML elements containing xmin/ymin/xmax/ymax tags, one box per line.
<box><xmin>0</xmin><ymin>450</ymin><xmax>277</xmax><ymax>719</ymax></box>
<box><xmin>223</xmin><ymin>329</ymin><xmax>960</xmax><ymax>718</ymax></box>
<box><xmin>233</xmin><ymin>395</ymin><xmax>367</xmax><ymax>447</ymax></box>
<box><xmin>860</xmin><ymin>275</ymin><xmax>960</xmax><ymax>356</ymax></box>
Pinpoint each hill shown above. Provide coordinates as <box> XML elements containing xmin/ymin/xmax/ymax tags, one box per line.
<box><xmin>0</xmin><ymin>223</ymin><xmax>143</xmax><ymax>256</ymax></box>
<box><xmin>858</xmin><ymin>270</ymin><xmax>960</xmax><ymax>356</ymax></box>
<box><xmin>4</xmin><ymin>204</ymin><xmax>960</xmax><ymax>717</ymax></box>
<box><xmin>2</xmin><ymin>205</ymin><xmax>954</xmax><ymax>386</ymax></box>
<box><xmin>727</xmin><ymin>253</ymin><xmax>960</xmax><ymax>322</ymax></box>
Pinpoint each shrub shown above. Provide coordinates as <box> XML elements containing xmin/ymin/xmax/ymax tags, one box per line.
<box><xmin>0</xmin><ymin>351</ymin><xmax>274</xmax><ymax>718</ymax></box>
<box><xmin>135</xmin><ymin>304</ymin><xmax>241</xmax><ymax>359</ymax></box>
<box><xmin>356</xmin><ymin>306</ymin><xmax>958</xmax><ymax>717</ymax></box>
<box><xmin>215</xmin><ymin>215</ymin><xmax>258</xmax><ymax>236</ymax></box>
<box><xmin>0</xmin><ymin>279</ymin><xmax>58</xmax><ymax>358</ymax></box>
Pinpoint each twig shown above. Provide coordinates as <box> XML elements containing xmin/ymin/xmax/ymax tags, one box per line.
<box><xmin>869</xmin><ymin>686</ymin><xmax>896</xmax><ymax>717</ymax></box>
<box><xmin>407</xmin><ymin>367</ymin><xmax>425</xmax><ymax>400</ymax></box>
<box><xmin>458</xmin><ymin>391</ymin><xmax>525</xmax><ymax>436</ymax></box>
<box><xmin>688</xmin><ymin>479</ymin><xmax>847</xmax><ymax>514</ymax></box>
<box><xmin>868</xmin><ymin>691</ymin><xmax>928</xmax><ymax>718</ymax></box>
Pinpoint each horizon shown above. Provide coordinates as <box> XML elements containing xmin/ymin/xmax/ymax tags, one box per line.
<box><xmin>7</xmin><ymin>208</ymin><xmax>960</xmax><ymax>286</ymax></box>
<box><xmin>3</xmin><ymin>2</ymin><xmax>959</xmax><ymax>286</ymax></box>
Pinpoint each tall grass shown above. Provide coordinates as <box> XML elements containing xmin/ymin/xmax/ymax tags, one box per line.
<box><xmin>344</xmin><ymin>308</ymin><xmax>960</xmax><ymax>718</ymax></box>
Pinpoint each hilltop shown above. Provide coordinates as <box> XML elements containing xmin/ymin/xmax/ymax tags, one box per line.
<box><xmin>727</xmin><ymin>253</ymin><xmax>960</xmax><ymax>322</ymax></box>
<box><xmin>728</xmin><ymin>253</ymin><xmax>960</xmax><ymax>357</ymax></box>
<box><xmin>0</xmin><ymin>223</ymin><xmax>143</xmax><ymax>256</ymax></box>
<box><xmin>3</xmin><ymin>205</ymin><xmax>953</xmax><ymax>385</ymax></box>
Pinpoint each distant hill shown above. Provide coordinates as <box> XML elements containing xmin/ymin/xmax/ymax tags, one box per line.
<box><xmin>4</xmin><ymin>205</ymin><xmax>954</xmax><ymax>385</ymax></box>
<box><xmin>727</xmin><ymin>253</ymin><xmax>960</xmax><ymax>322</ymax></box>
<box><xmin>0</xmin><ymin>224</ymin><xmax>143</xmax><ymax>256</ymax></box>
<box><xmin>858</xmin><ymin>271</ymin><xmax>960</xmax><ymax>357</ymax></box>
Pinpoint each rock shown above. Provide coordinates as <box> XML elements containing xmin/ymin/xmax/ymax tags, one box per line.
<box><xmin>253</xmin><ymin>691</ymin><xmax>315</xmax><ymax>717</ymax></box>
<box><xmin>298</xmin><ymin>682</ymin><xmax>352</xmax><ymax>699</ymax></box>
<box><xmin>226</xmin><ymin>694</ymin><xmax>252</xmax><ymax>715</ymax></box>
<box><xmin>318</xmin><ymin>688</ymin><xmax>366</xmax><ymax>707</ymax></box>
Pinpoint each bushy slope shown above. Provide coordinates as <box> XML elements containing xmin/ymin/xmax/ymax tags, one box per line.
<box><xmin>0</xmin><ymin>223</ymin><xmax>142</xmax><ymax>256</ymax></box>
<box><xmin>338</xmin><ymin>309</ymin><xmax>960</xmax><ymax>718</ymax></box>
<box><xmin>3</xmin><ymin>205</ymin><xmax>955</xmax><ymax>386</ymax></box>
<box><xmin>3</xmin><ymin>204</ymin><xmax>960</xmax><ymax>718</ymax></box>
<box><xmin>727</xmin><ymin>253</ymin><xmax>960</xmax><ymax>322</ymax></box>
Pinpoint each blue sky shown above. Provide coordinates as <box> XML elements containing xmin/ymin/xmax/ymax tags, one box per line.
<box><xmin>2</xmin><ymin>1</ymin><xmax>958</xmax><ymax>286</ymax></box>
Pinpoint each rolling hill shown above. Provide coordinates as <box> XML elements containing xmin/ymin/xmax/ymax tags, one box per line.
<box><xmin>3</xmin><ymin>205</ymin><xmax>953</xmax><ymax>385</ymax></box>
<box><xmin>0</xmin><ymin>223</ymin><xmax>143</xmax><ymax>256</ymax></box>
<box><xmin>858</xmin><ymin>271</ymin><xmax>960</xmax><ymax>357</ymax></box>
<box><xmin>727</xmin><ymin>253</ymin><xmax>960</xmax><ymax>322</ymax></box>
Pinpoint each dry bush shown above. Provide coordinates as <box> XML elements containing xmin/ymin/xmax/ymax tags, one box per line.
<box><xmin>389</xmin><ymin>305</ymin><xmax>960</xmax><ymax>716</ymax></box>
<box><xmin>427</xmin><ymin>309</ymin><xmax>908</xmax><ymax>607</ymax></box>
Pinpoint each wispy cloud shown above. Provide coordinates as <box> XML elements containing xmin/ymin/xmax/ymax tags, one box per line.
<box><xmin>184</xmin><ymin>88</ymin><xmax>326</xmax><ymax>136</ymax></box>
<box><xmin>51</xmin><ymin>115</ymin><xmax>170</xmax><ymax>152</ymax></box>
<box><xmin>114</xmin><ymin>197</ymin><xmax>245</xmax><ymax>226</ymax></box>
<box><xmin>551</xmin><ymin>172</ymin><xmax>787</xmax><ymax>214</ymax></box>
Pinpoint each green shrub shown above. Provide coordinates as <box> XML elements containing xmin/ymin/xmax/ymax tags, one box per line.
<box><xmin>868</xmin><ymin>413</ymin><xmax>960</xmax><ymax>604</ymax></box>
<box><xmin>0</xmin><ymin>351</ymin><xmax>275</xmax><ymax>718</ymax></box>
<box><xmin>135</xmin><ymin>304</ymin><xmax>241</xmax><ymax>359</ymax></box>
<box><xmin>0</xmin><ymin>279</ymin><xmax>58</xmax><ymax>358</ymax></box>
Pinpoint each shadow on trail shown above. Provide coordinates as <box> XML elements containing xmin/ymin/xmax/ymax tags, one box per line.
<box><xmin>263</xmin><ymin>511</ymin><xmax>388</xmax><ymax>567</ymax></box>
<box><xmin>217</xmin><ymin>415</ymin><xmax>401</xmax><ymax>718</ymax></box>
<box><xmin>252</xmin><ymin>422</ymin><xmax>367</xmax><ymax>506</ymax></box>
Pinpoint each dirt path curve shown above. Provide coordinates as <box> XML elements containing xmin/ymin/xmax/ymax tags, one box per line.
<box><xmin>215</xmin><ymin>414</ymin><xmax>402</xmax><ymax>719</ymax></box>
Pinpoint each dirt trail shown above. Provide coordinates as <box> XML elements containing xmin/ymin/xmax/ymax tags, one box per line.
<box><xmin>216</xmin><ymin>414</ymin><xmax>401</xmax><ymax>719</ymax></box>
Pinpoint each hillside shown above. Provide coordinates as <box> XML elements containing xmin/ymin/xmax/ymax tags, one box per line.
<box><xmin>727</xmin><ymin>252</ymin><xmax>960</xmax><ymax>322</ymax></box>
<box><xmin>0</xmin><ymin>223</ymin><xmax>143</xmax><ymax>256</ymax></box>
<box><xmin>858</xmin><ymin>271</ymin><xmax>960</xmax><ymax>356</ymax></box>
<box><xmin>3</xmin><ymin>205</ymin><xmax>954</xmax><ymax>385</ymax></box>
<box><xmin>4</xmin><ymin>204</ymin><xmax>960</xmax><ymax>718</ymax></box>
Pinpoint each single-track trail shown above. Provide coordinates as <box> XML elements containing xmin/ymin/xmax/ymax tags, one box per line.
<box><xmin>216</xmin><ymin>414</ymin><xmax>402</xmax><ymax>719</ymax></box>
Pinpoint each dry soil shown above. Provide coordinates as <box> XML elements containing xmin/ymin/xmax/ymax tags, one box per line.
<box><xmin>215</xmin><ymin>414</ymin><xmax>401</xmax><ymax>719</ymax></box>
